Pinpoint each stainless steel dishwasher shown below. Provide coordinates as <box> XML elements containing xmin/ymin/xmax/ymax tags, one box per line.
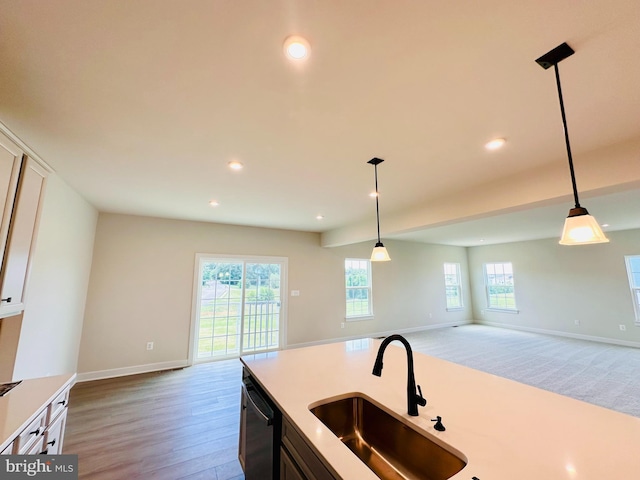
<box><xmin>239</xmin><ymin>369</ymin><xmax>281</xmax><ymax>480</ymax></box>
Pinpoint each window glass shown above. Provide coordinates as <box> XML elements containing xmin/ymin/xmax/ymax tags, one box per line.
<box><xmin>444</xmin><ymin>263</ymin><xmax>463</xmax><ymax>310</ymax></box>
<box><xmin>484</xmin><ymin>262</ymin><xmax>517</xmax><ymax>311</ymax></box>
<box><xmin>345</xmin><ymin>259</ymin><xmax>372</xmax><ymax>318</ymax></box>
<box><xmin>624</xmin><ymin>256</ymin><xmax>640</xmax><ymax>323</ymax></box>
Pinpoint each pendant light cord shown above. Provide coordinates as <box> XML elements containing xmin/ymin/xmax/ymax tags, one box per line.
<box><xmin>374</xmin><ymin>164</ymin><xmax>381</xmax><ymax>243</ymax></box>
<box><xmin>554</xmin><ymin>63</ymin><xmax>581</xmax><ymax>209</ymax></box>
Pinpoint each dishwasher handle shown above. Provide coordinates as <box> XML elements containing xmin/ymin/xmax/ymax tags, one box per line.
<box><xmin>244</xmin><ymin>383</ymin><xmax>274</xmax><ymax>427</ymax></box>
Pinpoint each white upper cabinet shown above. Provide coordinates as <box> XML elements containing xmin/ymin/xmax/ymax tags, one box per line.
<box><xmin>0</xmin><ymin>132</ymin><xmax>48</xmax><ymax>318</ymax></box>
<box><xmin>0</xmin><ymin>132</ymin><xmax>24</xmax><ymax>270</ymax></box>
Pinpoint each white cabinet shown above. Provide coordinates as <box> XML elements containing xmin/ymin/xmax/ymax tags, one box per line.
<box><xmin>0</xmin><ymin>441</ymin><xmax>13</xmax><ymax>455</ymax></box>
<box><xmin>0</xmin><ymin>131</ymin><xmax>23</xmax><ymax>272</ymax></box>
<box><xmin>42</xmin><ymin>408</ymin><xmax>67</xmax><ymax>455</ymax></box>
<box><xmin>3</xmin><ymin>381</ymin><xmax>72</xmax><ymax>455</ymax></box>
<box><xmin>0</xmin><ymin>130</ymin><xmax>48</xmax><ymax>319</ymax></box>
<box><xmin>14</xmin><ymin>408</ymin><xmax>47</xmax><ymax>454</ymax></box>
<box><xmin>0</xmin><ymin>374</ymin><xmax>75</xmax><ymax>456</ymax></box>
<box><xmin>0</xmin><ymin>157</ymin><xmax>47</xmax><ymax>317</ymax></box>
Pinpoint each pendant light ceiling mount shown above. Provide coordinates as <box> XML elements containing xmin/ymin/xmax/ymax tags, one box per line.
<box><xmin>536</xmin><ymin>42</ymin><xmax>609</xmax><ymax>245</ymax></box>
<box><xmin>368</xmin><ymin>157</ymin><xmax>391</xmax><ymax>262</ymax></box>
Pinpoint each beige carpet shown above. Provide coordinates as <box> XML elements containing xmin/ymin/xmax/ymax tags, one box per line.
<box><xmin>403</xmin><ymin>324</ymin><xmax>640</xmax><ymax>417</ymax></box>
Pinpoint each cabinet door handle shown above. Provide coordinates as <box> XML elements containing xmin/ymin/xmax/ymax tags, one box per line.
<box><xmin>29</xmin><ymin>427</ymin><xmax>41</xmax><ymax>436</ymax></box>
<box><xmin>58</xmin><ymin>399</ymin><xmax>67</xmax><ymax>406</ymax></box>
<box><xmin>39</xmin><ymin>450</ymin><xmax>48</xmax><ymax>455</ymax></box>
<box><xmin>47</xmin><ymin>439</ymin><xmax>56</xmax><ymax>447</ymax></box>
<box><xmin>1</xmin><ymin>297</ymin><xmax>12</xmax><ymax>303</ymax></box>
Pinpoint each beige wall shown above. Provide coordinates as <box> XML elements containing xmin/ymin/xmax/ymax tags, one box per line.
<box><xmin>468</xmin><ymin>229</ymin><xmax>640</xmax><ymax>345</ymax></box>
<box><xmin>78</xmin><ymin>213</ymin><xmax>471</xmax><ymax>376</ymax></box>
<box><xmin>13</xmin><ymin>174</ymin><xmax>98</xmax><ymax>379</ymax></box>
<box><xmin>16</xmin><ymin>191</ymin><xmax>640</xmax><ymax>380</ymax></box>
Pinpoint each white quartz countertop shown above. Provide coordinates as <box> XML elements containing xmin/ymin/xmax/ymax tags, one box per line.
<box><xmin>241</xmin><ymin>339</ymin><xmax>640</xmax><ymax>480</ymax></box>
<box><xmin>0</xmin><ymin>373</ymin><xmax>76</xmax><ymax>452</ymax></box>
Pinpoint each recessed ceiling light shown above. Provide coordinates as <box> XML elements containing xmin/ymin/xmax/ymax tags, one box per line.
<box><xmin>209</xmin><ymin>200</ymin><xmax>220</xmax><ymax>207</ymax></box>
<box><xmin>316</xmin><ymin>215</ymin><xmax>324</xmax><ymax>220</ymax></box>
<box><xmin>485</xmin><ymin>138</ymin><xmax>506</xmax><ymax>150</ymax></box>
<box><xmin>283</xmin><ymin>35</ymin><xmax>311</xmax><ymax>61</ymax></box>
<box><xmin>228</xmin><ymin>160</ymin><xmax>243</xmax><ymax>171</ymax></box>
<box><xmin>601</xmin><ymin>223</ymin><xmax>609</xmax><ymax>227</ymax></box>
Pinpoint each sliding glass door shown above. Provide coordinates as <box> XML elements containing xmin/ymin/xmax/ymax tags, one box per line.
<box><xmin>193</xmin><ymin>255</ymin><xmax>286</xmax><ymax>362</ymax></box>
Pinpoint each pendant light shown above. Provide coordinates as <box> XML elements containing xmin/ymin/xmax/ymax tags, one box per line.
<box><xmin>368</xmin><ymin>157</ymin><xmax>391</xmax><ymax>261</ymax></box>
<box><xmin>536</xmin><ymin>42</ymin><xmax>609</xmax><ymax>245</ymax></box>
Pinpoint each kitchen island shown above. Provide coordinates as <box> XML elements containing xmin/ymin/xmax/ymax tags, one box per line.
<box><xmin>241</xmin><ymin>338</ymin><xmax>640</xmax><ymax>479</ymax></box>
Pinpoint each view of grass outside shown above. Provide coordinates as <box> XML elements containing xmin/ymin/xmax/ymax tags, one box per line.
<box><xmin>345</xmin><ymin>259</ymin><xmax>372</xmax><ymax>317</ymax></box>
<box><xmin>346</xmin><ymin>298</ymin><xmax>370</xmax><ymax>317</ymax></box>
<box><xmin>487</xmin><ymin>289</ymin><xmax>517</xmax><ymax>309</ymax></box>
<box><xmin>446</xmin><ymin>286</ymin><xmax>462</xmax><ymax>308</ymax></box>
<box><xmin>197</xmin><ymin>260</ymin><xmax>282</xmax><ymax>359</ymax></box>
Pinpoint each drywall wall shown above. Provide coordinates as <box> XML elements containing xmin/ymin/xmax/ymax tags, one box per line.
<box><xmin>468</xmin><ymin>229</ymin><xmax>640</xmax><ymax>345</ymax></box>
<box><xmin>13</xmin><ymin>174</ymin><xmax>98</xmax><ymax>379</ymax></box>
<box><xmin>334</xmin><ymin>240</ymin><xmax>471</xmax><ymax>338</ymax></box>
<box><xmin>78</xmin><ymin>213</ymin><xmax>470</xmax><ymax>377</ymax></box>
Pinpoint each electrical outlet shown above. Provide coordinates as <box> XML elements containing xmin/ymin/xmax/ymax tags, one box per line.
<box><xmin>146</xmin><ymin>341</ymin><xmax>154</xmax><ymax>350</ymax></box>
<box><xmin>619</xmin><ymin>325</ymin><xmax>626</xmax><ymax>332</ymax></box>
<box><xmin>428</xmin><ymin>313</ymin><xmax>433</xmax><ymax>319</ymax></box>
<box><xmin>480</xmin><ymin>310</ymin><xmax>485</xmax><ymax>315</ymax></box>
<box><xmin>341</xmin><ymin>322</ymin><xmax>345</xmax><ymax>329</ymax></box>
<box><xmin>574</xmin><ymin>319</ymin><xmax>580</xmax><ymax>326</ymax></box>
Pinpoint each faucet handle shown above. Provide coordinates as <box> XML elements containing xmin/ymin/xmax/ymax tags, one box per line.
<box><xmin>416</xmin><ymin>384</ymin><xmax>427</xmax><ymax>407</ymax></box>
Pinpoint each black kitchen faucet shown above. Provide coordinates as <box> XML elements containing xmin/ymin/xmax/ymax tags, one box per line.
<box><xmin>372</xmin><ymin>334</ymin><xmax>427</xmax><ymax>416</ymax></box>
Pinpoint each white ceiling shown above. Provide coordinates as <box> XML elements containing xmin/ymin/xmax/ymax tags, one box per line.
<box><xmin>1</xmin><ymin>0</ymin><xmax>639</xmax><ymax>247</ymax></box>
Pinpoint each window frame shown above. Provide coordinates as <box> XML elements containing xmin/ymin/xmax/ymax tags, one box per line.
<box><xmin>344</xmin><ymin>258</ymin><xmax>373</xmax><ymax>320</ymax></box>
<box><xmin>483</xmin><ymin>261</ymin><xmax>519</xmax><ymax>313</ymax></box>
<box><xmin>624</xmin><ymin>255</ymin><xmax>640</xmax><ymax>325</ymax></box>
<box><xmin>443</xmin><ymin>262</ymin><xmax>464</xmax><ymax>311</ymax></box>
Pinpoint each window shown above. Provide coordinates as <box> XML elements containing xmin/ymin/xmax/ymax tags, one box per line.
<box><xmin>444</xmin><ymin>263</ymin><xmax>463</xmax><ymax>310</ymax></box>
<box><xmin>484</xmin><ymin>262</ymin><xmax>518</xmax><ymax>311</ymax></box>
<box><xmin>624</xmin><ymin>256</ymin><xmax>640</xmax><ymax>324</ymax></box>
<box><xmin>345</xmin><ymin>259</ymin><xmax>372</xmax><ymax>319</ymax></box>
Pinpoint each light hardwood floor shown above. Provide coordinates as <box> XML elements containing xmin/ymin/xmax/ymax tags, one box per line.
<box><xmin>64</xmin><ymin>359</ymin><xmax>245</xmax><ymax>480</ymax></box>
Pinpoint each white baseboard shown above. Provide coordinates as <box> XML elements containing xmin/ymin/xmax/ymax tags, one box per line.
<box><xmin>76</xmin><ymin>359</ymin><xmax>190</xmax><ymax>383</ymax></box>
<box><xmin>477</xmin><ymin>320</ymin><xmax>640</xmax><ymax>348</ymax></box>
<box><xmin>287</xmin><ymin>320</ymin><xmax>472</xmax><ymax>350</ymax></box>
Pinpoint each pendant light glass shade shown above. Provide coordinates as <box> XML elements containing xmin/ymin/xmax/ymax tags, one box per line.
<box><xmin>559</xmin><ymin>208</ymin><xmax>610</xmax><ymax>245</ymax></box>
<box><xmin>371</xmin><ymin>242</ymin><xmax>391</xmax><ymax>262</ymax></box>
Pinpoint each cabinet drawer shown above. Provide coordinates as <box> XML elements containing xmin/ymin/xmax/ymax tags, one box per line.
<box><xmin>280</xmin><ymin>446</ymin><xmax>306</xmax><ymax>480</ymax></box>
<box><xmin>24</xmin><ymin>435</ymin><xmax>45</xmax><ymax>455</ymax></box>
<box><xmin>47</xmin><ymin>387</ymin><xmax>70</xmax><ymax>424</ymax></box>
<box><xmin>43</xmin><ymin>408</ymin><xmax>67</xmax><ymax>455</ymax></box>
<box><xmin>15</xmin><ymin>409</ymin><xmax>47</xmax><ymax>454</ymax></box>
<box><xmin>281</xmin><ymin>418</ymin><xmax>335</xmax><ymax>480</ymax></box>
